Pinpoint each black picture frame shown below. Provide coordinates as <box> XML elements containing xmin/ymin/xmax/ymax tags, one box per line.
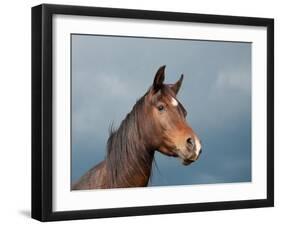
<box><xmin>31</xmin><ymin>3</ymin><xmax>274</xmax><ymax>222</ymax></box>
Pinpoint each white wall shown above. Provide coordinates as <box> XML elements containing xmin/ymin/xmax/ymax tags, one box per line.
<box><xmin>0</xmin><ymin>0</ymin><xmax>279</xmax><ymax>225</ymax></box>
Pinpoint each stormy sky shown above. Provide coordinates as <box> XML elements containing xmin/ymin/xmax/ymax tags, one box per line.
<box><xmin>71</xmin><ymin>34</ymin><xmax>251</xmax><ymax>187</ymax></box>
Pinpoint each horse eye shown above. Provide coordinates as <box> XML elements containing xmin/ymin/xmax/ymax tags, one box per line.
<box><xmin>157</xmin><ymin>105</ymin><xmax>165</xmax><ymax>112</ymax></box>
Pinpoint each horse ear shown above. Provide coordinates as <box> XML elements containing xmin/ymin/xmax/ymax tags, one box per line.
<box><xmin>152</xmin><ymin>65</ymin><xmax>165</xmax><ymax>93</ymax></box>
<box><xmin>170</xmin><ymin>74</ymin><xmax>184</xmax><ymax>95</ymax></box>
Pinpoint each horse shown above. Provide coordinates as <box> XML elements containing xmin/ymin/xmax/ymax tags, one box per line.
<box><xmin>72</xmin><ymin>65</ymin><xmax>202</xmax><ymax>190</ymax></box>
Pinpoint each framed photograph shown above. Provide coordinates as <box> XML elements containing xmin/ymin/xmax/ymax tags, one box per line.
<box><xmin>31</xmin><ymin>4</ymin><xmax>274</xmax><ymax>221</ymax></box>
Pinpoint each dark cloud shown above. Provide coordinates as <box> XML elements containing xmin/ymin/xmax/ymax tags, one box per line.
<box><xmin>71</xmin><ymin>35</ymin><xmax>251</xmax><ymax>186</ymax></box>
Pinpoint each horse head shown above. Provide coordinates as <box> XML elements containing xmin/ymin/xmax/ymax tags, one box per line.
<box><xmin>144</xmin><ymin>65</ymin><xmax>202</xmax><ymax>165</ymax></box>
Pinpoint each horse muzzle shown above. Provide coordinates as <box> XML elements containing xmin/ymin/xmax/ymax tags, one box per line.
<box><xmin>176</xmin><ymin>139</ymin><xmax>202</xmax><ymax>165</ymax></box>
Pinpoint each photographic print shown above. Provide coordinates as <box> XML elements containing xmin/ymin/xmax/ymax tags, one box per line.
<box><xmin>32</xmin><ymin>4</ymin><xmax>273</xmax><ymax>221</ymax></box>
<box><xmin>71</xmin><ymin>35</ymin><xmax>251</xmax><ymax>190</ymax></box>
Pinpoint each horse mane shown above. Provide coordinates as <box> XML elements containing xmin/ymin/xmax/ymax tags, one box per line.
<box><xmin>105</xmin><ymin>94</ymin><xmax>155</xmax><ymax>187</ymax></box>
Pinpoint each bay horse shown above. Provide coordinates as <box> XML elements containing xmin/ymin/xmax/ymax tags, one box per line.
<box><xmin>72</xmin><ymin>66</ymin><xmax>202</xmax><ymax>190</ymax></box>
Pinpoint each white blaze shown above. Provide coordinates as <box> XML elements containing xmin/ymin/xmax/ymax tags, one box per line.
<box><xmin>194</xmin><ymin>137</ymin><xmax>202</xmax><ymax>156</ymax></box>
<box><xmin>171</xmin><ymin>97</ymin><xmax>178</xmax><ymax>106</ymax></box>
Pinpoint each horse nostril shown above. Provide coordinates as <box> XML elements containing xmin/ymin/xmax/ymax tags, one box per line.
<box><xmin>186</xmin><ymin>137</ymin><xmax>194</xmax><ymax>149</ymax></box>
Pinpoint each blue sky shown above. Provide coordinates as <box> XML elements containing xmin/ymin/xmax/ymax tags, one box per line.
<box><xmin>71</xmin><ymin>34</ymin><xmax>251</xmax><ymax>187</ymax></box>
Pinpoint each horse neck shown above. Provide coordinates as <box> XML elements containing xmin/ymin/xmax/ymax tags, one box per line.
<box><xmin>105</xmin><ymin>98</ymin><xmax>155</xmax><ymax>188</ymax></box>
